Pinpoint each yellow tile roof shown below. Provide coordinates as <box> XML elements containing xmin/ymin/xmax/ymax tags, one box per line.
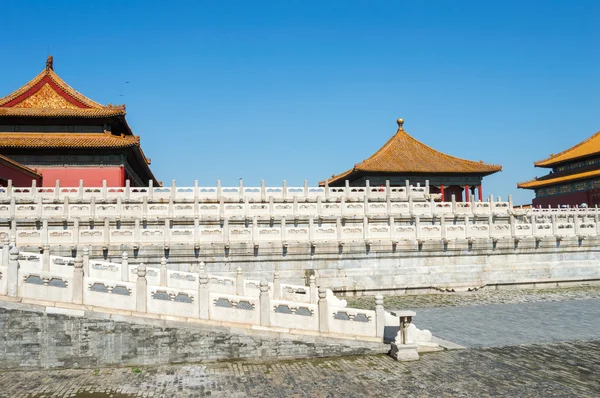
<box><xmin>325</xmin><ymin>119</ymin><xmax>502</xmax><ymax>185</ymax></box>
<box><xmin>0</xmin><ymin>133</ymin><xmax>140</xmax><ymax>149</ymax></box>
<box><xmin>535</xmin><ymin>131</ymin><xmax>600</xmax><ymax>167</ymax></box>
<box><xmin>517</xmin><ymin>168</ymin><xmax>600</xmax><ymax>189</ymax></box>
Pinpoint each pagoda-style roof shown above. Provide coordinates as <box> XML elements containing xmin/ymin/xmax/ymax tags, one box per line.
<box><xmin>534</xmin><ymin>131</ymin><xmax>600</xmax><ymax>167</ymax></box>
<box><xmin>0</xmin><ymin>56</ymin><xmax>125</xmax><ymax>119</ymax></box>
<box><xmin>323</xmin><ymin>118</ymin><xmax>502</xmax><ymax>185</ymax></box>
<box><xmin>517</xmin><ymin>169</ymin><xmax>600</xmax><ymax>189</ymax></box>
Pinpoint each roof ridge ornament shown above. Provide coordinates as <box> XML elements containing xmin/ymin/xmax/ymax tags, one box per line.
<box><xmin>45</xmin><ymin>55</ymin><xmax>54</xmax><ymax>72</ymax></box>
<box><xmin>396</xmin><ymin>118</ymin><xmax>404</xmax><ymax>131</ymax></box>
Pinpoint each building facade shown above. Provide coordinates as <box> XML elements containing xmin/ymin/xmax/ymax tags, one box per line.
<box><xmin>322</xmin><ymin>118</ymin><xmax>502</xmax><ymax>201</ymax></box>
<box><xmin>0</xmin><ymin>56</ymin><xmax>158</xmax><ymax>187</ymax></box>
<box><xmin>518</xmin><ymin>130</ymin><xmax>600</xmax><ymax>207</ymax></box>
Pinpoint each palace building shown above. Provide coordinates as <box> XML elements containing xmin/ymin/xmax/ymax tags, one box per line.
<box><xmin>518</xmin><ymin>129</ymin><xmax>600</xmax><ymax>207</ymax></box>
<box><xmin>322</xmin><ymin>118</ymin><xmax>502</xmax><ymax>201</ymax></box>
<box><xmin>0</xmin><ymin>56</ymin><xmax>158</xmax><ymax>187</ymax></box>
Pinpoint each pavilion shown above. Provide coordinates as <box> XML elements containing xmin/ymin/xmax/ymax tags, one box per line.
<box><xmin>322</xmin><ymin>118</ymin><xmax>502</xmax><ymax>201</ymax></box>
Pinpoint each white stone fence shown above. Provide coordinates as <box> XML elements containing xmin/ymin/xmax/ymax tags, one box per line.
<box><xmin>0</xmin><ymin>180</ymin><xmax>431</xmax><ymax>202</ymax></box>
<box><xmin>0</xmin><ymin>197</ymin><xmax>514</xmax><ymax>221</ymax></box>
<box><xmin>1</xmin><ymin>248</ymin><xmax>418</xmax><ymax>346</ymax></box>
<box><xmin>10</xmin><ymin>209</ymin><xmax>600</xmax><ymax>249</ymax></box>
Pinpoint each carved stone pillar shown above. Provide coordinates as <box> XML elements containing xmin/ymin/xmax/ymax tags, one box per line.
<box><xmin>136</xmin><ymin>264</ymin><xmax>147</xmax><ymax>313</ymax></box>
<box><xmin>72</xmin><ymin>255</ymin><xmax>84</xmax><ymax>305</ymax></box>
<box><xmin>375</xmin><ymin>294</ymin><xmax>385</xmax><ymax>339</ymax></box>
<box><xmin>259</xmin><ymin>280</ymin><xmax>270</xmax><ymax>327</ymax></box>
<box><xmin>198</xmin><ymin>271</ymin><xmax>209</xmax><ymax>319</ymax></box>
<box><xmin>7</xmin><ymin>246</ymin><xmax>19</xmax><ymax>297</ymax></box>
<box><xmin>318</xmin><ymin>287</ymin><xmax>329</xmax><ymax>333</ymax></box>
<box><xmin>309</xmin><ymin>275</ymin><xmax>317</xmax><ymax>304</ymax></box>
<box><xmin>273</xmin><ymin>268</ymin><xmax>280</xmax><ymax>300</ymax></box>
<box><xmin>236</xmin><ymin>266</ymin><xmax>244</xmax><ymax>296</ymax></box>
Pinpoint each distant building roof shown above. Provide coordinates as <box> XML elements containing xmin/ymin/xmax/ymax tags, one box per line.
<box><xmin>517</xmin><ymin>168</ymin><xmax>600</xmax><ymax>189</ymax></box>
<box><xmin>323</xmin><ymin>118</ymin><xmax>502</xmax><ymax>185</ymax></box>
<box><xmin>535</xmin><ymin>131</ymin><xmax>600</xmax><ymax>167</ymax></box>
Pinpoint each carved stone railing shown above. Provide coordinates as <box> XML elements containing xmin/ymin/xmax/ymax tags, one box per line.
<box><xmin>0</xmin><ymin>180</ymin><xmax>432</xmax><ymax>203</ymax></box>
<box><xmin>3</xmin><ymin>247</ymin><xmax>425</xmax><ymax>359</ymax></box>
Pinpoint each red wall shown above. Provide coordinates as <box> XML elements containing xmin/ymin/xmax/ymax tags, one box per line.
<box><xmin>532</xmin><ymin>190</ymin><xmax>594</xmax><ymax>208</ymax></box>
<box><xmin>0</xmin><ymin>163</ymin><xmax>42</xmax><ymax>187</ymax></box>
<box><xmin>37</xmin><ymin>166</ymin><xmax>124</xmax><ymax>187</ymax></box>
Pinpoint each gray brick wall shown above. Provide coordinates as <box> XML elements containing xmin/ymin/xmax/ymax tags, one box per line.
<box><xmin>0</xmin><ymin>303</ymin><xmax>388</xmax><ymax>370</ymax></box>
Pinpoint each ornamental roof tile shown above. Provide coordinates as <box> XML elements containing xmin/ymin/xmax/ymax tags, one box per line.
<box><xmin>324</xmin><ymin>119</ymin><xmax>502</xmax><ymax>185</ymax></box>
<box><xmin>0</xmin><ymin>56</ymin><xmax>125</xmax><ymax>118</ymax></box>
<box><xmin>534</xmin><ymin>131</ymin><xmax>600</xmax><ymax>167</ymax></box>
<box><xmin>0</xmin><ymin>133</ymin><xmax>140</xmax><ymax>149</ymax></box>
<box><xmin>517</xmin><ymin>168</ymin><xmax>600</xmax><ymax>189</ymax></box>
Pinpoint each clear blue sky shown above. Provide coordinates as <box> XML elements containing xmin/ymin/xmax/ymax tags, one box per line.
<box><xmin>1</xmin><ymin>1</ymin><xmax>598</xmax><ymax>204</ymax></box>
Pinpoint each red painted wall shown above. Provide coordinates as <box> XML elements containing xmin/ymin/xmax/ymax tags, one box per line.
<box><xmin>0</xmin><ymin>163</ymin><xmax>41</xmax><ymax>187</ymax></box>
<box><xmin>532</xmin><ymin>191</ymin><xmax>593</xmax><ymax>208</ymax></box>
<box><xmin>37</xmin><ymin>166</ymin><xmax>124</xmax><ymax>187</ymax></box>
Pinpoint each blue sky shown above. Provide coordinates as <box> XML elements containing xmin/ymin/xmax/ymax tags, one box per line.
<box><xmin>1</xmin><ymin>1</ymin><xmax>598</xmax><ymax>204</ymax></box>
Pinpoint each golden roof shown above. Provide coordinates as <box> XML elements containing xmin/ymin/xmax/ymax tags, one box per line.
<box><xmin>517</xmin><ymin>169</ymin><xmax>600</xmax><ymax>189</ymax></box>
<box><xmin>0</xmin><ymin>56</ymin><xmax>125</xmax><ymax>118</ymax></box>
<box><xmin>535</xmin><ymin>131</ymin><xmax>600</xmax><ymax>167</ymax></box>
<box><xmin>324</xmin><ymin>118</ymin><xmax>502</xmax><ymax>185</ymax></box>
<box><xmin>0</xmin><ymin>132</ymin><xmax>140</xmax><ymax>149</ymax></box>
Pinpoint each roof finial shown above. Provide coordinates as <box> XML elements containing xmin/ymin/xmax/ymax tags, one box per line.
<box><xmin>396</xmin><ymin>118</ymin><xmax>404</xmax><ymax>130</ymax></box>
<box><xmin>46</xmin><ymin>55</ymin><xmax>53</xmax><ymax>71</ymax></box>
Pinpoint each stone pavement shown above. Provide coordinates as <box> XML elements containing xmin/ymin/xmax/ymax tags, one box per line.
<box><xmin>0</xmin><ymin>340</ymin><xmax>599</xmax><ymax>397</ymax></box>
<box><xmin>415</xmin><ymin>299</ymin><xmax>600</xmax><ymax>348</ymax></box>
<box><xmin>346</xmin><ymin>284</ymin><xmax>600</xmax><ymax>310</ymax></box>
<box><xmin>2</xmin><ymin>286</ymin><xmax>600</xmax><ymax>397</ymax></box>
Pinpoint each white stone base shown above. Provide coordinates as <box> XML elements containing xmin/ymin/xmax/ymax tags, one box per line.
<box><xmin>389</xmin><ymin>343</ymin><xmax>419</xmax><ymax>361</ymax></box>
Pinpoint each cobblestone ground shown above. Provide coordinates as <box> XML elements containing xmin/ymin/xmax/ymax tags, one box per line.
<box><xmin>0</xmin><ymin>340</ymin><xmax>598</xmax><ymax>397</ymax></box>
<box><xmin>415</xmin><ymin>299</ymin><xmax>600</xmax><ymax>348</ymax></box>
<box><xmin>346</xmin><ymin>284</ymin><xmax>600</xmax><ymax>310</ymax></box>
<box><xmin>3</xmin><ymin>286</ymin><xmax>600</xmax><ymax>397</ymax></box>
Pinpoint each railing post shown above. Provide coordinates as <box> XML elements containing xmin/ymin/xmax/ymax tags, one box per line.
<box><xmin>42</xmin><ymin>245</ymin><xmax>50</xmax><ymax>272</ymax></box>
<box><xmin>83</xmin><ymin>246</ymin><xmax>90</xmax><ymax>275</ymax></box>
<box><xmin>259</xmin><ymin>280</ymin><xmax>270</xmax><ymax>327</ymax></box>
<box><xmin>236</xmin><ymin>266</ymin><xmax>244</xmax><ymax>296</ymax></box>
<box><xmin>318</xmin><ymin>287</ymin><xmax>329</xmax><ymax>333</ymax></box>
<box><xmin>160</xmin><ymin>257</ymin><xmax>168</xmax><ymax>287</ymax></box>
<box><xmin>375</xmin><ymin>294</ymin><xmax>385</xmax><ymax>339</ymax></box>
<box><xmin>273</xmin><ymin>268</ymin><xmax>280</xmax><ymax>300</ymax></box>
<box><xmin>78</xmin><ymin>180</ymin><xmax>84</xmax><ymax>201</ymax></box>
<box><xmin>7</xmin><ymin>246</ymin><xmax>19</xmax><ymax>297</ymax></box>
<box><xmin>102</xmin><ymin>180</ymin><xmax>107</xmax><ymax>201</ymax></box>
<box><xmin>54</xmin><ymin>179</ymin><xmax>60</xmax><ymax>201</ymax></box>
<box><xmin>2</xmin><ymin>238</ymin><xmax>9</xmax><ymax>267</ymax></box>
<box><xmin>73</xmin><ymin>255</ymin><xmax>84</xmax><ymax>305</ymax></box>
<box><xmin>309</xmin><ymin>275</ymin><xmax>317</xmax><ymax>304</ymax></box>
<box><xmin>121</xmin><ymin>252</ymin><xmax>129</xmax><ymax>282</ymax></box>
<box><xmin>136</xmin><ymin>264</ymin><xmax>147</xmax><ymax>313</ymax></box>
<box><xmin>125</xmin><ymin>179</ymin><xmax>131</xmax><ymax>201</ymax></box>
<box><xmin>198</xmin><ymin>266</ymin><xmax>209</xmax><ymax>319</ymax></box>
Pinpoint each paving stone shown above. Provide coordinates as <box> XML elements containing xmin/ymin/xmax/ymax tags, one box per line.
<box><xmin>1</xmin><ymin>340</ymin><xmax>599</xmax><ymax>397</ymax></box>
